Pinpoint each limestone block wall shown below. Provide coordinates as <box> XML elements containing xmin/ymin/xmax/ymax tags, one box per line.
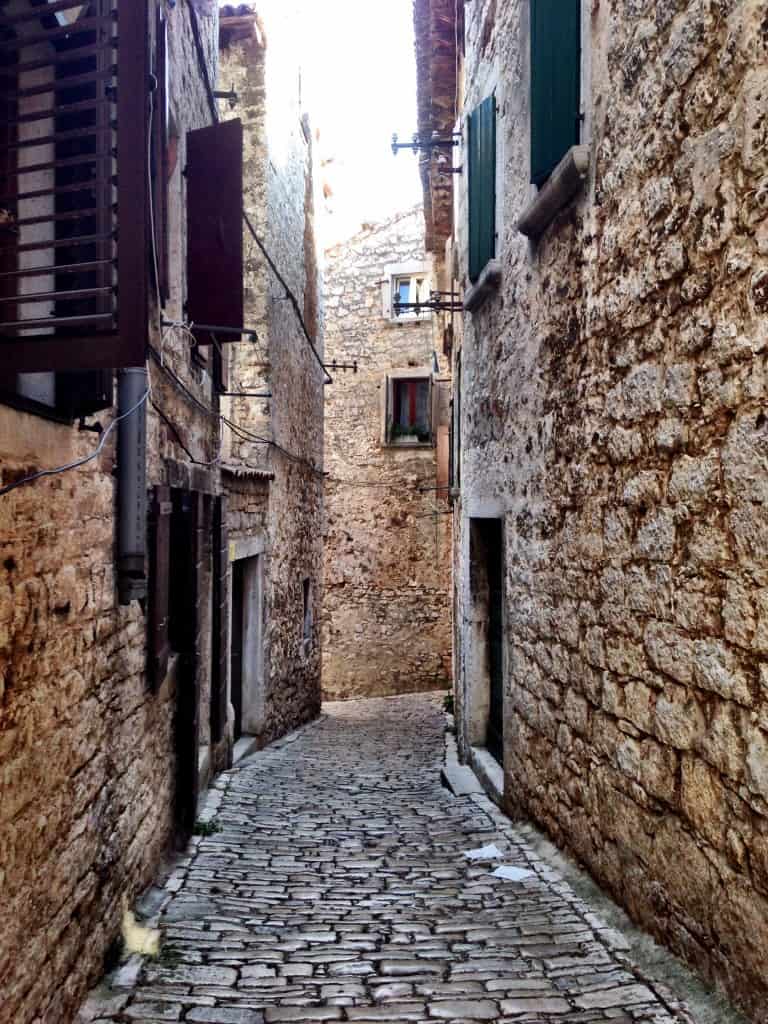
<box><xmin>452</xmin><ymin>0</ymin><xmax>768</xmax><ymax>1016</ymax></box>
<box><xmin>0</xmin><ymin>5</ymin><xmax>221</xmax><ymax>1022</ymax></box>
<box><xmin>220</xmin><ymin>0</ymin><xmax>323</xmax><ymax>744</ymax></box>
<box><xmin>323</xmin><ymin>209</ymin><xmax>452</xmax><ymax>700</ymax></box>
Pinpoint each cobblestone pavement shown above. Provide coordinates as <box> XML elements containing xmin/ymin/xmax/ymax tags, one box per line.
<box><xmin>78</xmin><ymin>694</ymin><xmax>697</xmax><ymax>1024</ymax></box>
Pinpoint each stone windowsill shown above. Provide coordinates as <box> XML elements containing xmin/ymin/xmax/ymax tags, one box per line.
<box><xmin>463</xmin><ymin>259</ymin><xmax>502</xmax><ymax>313</ymax></box>
<box><xmin>384</xmin><ymin>437</ymin><xmax>435</xmax><ymax>450</ymax></box>
<box><xmin>517</xmin><ymin>144</ymin><xmax>590</xmax><ymax>240</ymax></box>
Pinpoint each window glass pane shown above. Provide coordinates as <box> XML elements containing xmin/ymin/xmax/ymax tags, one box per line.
<box><xmin>50</xmin><ymin>3</ymin><xmax>86</xmax><ymax>27</ymax></box>
<box><xmin>397</xmin><ymin>279</ymin><xmax>411</xmax><ymax>308</ymax></box>
<box><xmin>414</xmin><ymin>379</ymin><xmax>429</xmax><ymax>430</ymax></box>
<box><xmin>392</xmin><ymin>378</ymin><xmax>430</xmax><ymax>441</ymax></box>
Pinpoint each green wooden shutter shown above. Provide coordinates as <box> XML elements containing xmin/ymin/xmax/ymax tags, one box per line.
<box><xmin>468</xmin><ymin>95</ymin><xmax>496</xmax><ymax>284</ymax></box>
<box><xmin>530</xmin><ymin>0</ymin><xmax>581</xmax><ymax>186</ymax></box>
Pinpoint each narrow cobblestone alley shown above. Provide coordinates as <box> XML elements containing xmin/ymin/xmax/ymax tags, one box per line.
<box><xmin>78</xmin><ymin>695</ymin><xmax>700</xmax><ymax>1024</ymax></box>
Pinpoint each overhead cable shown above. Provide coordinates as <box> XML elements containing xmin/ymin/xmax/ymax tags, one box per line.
<box><xmin>0</xmin><ymin>384</ymin><xmax>151</xmax><ymax>498</ymax></box>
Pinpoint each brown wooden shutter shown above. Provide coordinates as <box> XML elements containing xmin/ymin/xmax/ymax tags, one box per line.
<box><xmin>210</xmin><ymin>495</ymin><xmax>229</xmax><ymax>743</ymax></box>
<box><xmin>186</xmin><ymin>119</ymin><xmax>244</xmax><ymax>342</ymax></box>
<box><xmin>152</xmin><ymin>2</ymin><xmax>170</xmax><ymax>304</ymax></box>
<box><xmin>148</xmin><ymin>484</ymin><xmax>172</xmax><ymax>689</ymax></box>
<box><xmin>0</xmin><ymin>0</ymin><xmax>150</xmax><ymax>373</ymax></box>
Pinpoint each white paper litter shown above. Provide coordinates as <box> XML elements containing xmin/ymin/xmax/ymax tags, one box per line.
<box><xmin>464</xmin><ymin>843</ymin><xmax>504</xmax><ymax>861</ymax></box>
<box><xmin>491</xmin><ymin>865</ymin><xmax>534</xmax><ymax>882</ymax></box>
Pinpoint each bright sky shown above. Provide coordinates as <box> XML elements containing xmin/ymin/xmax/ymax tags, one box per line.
<box><xmin>303</xmin><ymin>0</ymin><xmax>423</xmax><ymax>244</ymax></box>
<box><xmin>220</xmin><ymin>0</ymin><xmax>423</xmax><ymax>246</ymax></box>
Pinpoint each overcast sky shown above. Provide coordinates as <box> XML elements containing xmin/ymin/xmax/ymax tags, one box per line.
<box><xmin>303</xmin><ymin>0</ymin><xmax>423</xmax><ymax>244</ymax></box>
<box><xmin>220</xmin><ymin>0</ymin><xmax>423</xmax><ymax>246</ymax></box>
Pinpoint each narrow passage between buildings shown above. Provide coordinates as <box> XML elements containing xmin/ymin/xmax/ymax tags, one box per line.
<box><xmin>78</xmin><ymin>694</ymin><xmax>698</xmax><ymax>1024</ymax></box>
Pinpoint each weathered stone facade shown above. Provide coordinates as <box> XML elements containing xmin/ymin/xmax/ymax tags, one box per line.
<box><xmin>0</xmin><ymin>3</ymin><xmax>323</xmax><ymax>1021</ymax></box>
<box><xmin>322</xmin><ymin>209</ymin><xmax>452</xmax><ymax>700</ymax></box>
<box><xmin>416</xmin><ymin>0</ymin><xmax>768</xmax><ymax>1018</ymax></box>
<box><xmin>219</xmin><ymin>0</ymin><xmax>324</xmax><ymax>747</ymax></box>
<box><xmin>0</xmin><ymin>6</ymin><xmax>220</xmax><ymax>1021</ymax></box>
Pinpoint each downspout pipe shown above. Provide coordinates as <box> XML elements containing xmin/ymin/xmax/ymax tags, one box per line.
<box><xmin>117</xmin><ymin>366</ymin><xmax>149</xmax><ymax>605</ymax></box>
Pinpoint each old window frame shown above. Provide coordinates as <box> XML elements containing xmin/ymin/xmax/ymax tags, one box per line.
<box><xmin>382</xmin><ymin>367</ymin><xmax>435</xmax><ymax>448</ymax></box>
<box><xmin>0</xmin><ymin>0</ymin><xmax>150</xmax><ymax>374</ymax></box>
<box><xmin>381</xmin><ymin>261</ymin><xmax>431</xmax><ymax>323</ymax></box>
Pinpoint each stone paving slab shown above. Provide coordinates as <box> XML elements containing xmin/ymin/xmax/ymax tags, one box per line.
<box><xmin>77</xmin><ymin>694</ymin><xmax>697</xmax><ymax>1024</ymax></box>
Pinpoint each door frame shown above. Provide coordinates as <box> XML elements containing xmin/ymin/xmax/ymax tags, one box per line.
<box><xmin>466</xmin><ymin>515</ymin><xmax>506</xmax><ymax>763</ymax></box>
<box><xmin>229</xmin><ymin>534</ymin><xmax>267</xmax><ymax>741</ymax></box>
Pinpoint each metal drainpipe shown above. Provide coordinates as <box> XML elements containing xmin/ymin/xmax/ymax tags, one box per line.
<box><xmin>117</xmin><ymin>366</ymin><xmax>149</xmax><ymax>605</ymax></box>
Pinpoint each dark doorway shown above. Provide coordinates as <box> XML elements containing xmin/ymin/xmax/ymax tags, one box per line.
<box><xmin>169</xmin><ymin>490</ymin><xmax>202</xmax><ymax>841</ymax></box>
<box><xmin>471</xmin><ymin>518</ymin><xmax>504</xmax><ymax>765</ymax></box>
<box><xmin>231</xmin><ymin>559</ymin><xmax>245</xmax><ymax>741</ymax></box>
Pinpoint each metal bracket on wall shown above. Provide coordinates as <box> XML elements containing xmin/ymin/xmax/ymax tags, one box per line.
<box><xmin>391</xmin><ymin>131</ymin><xmax>462</xmax><ymax>155</ymax></box>
<box><xmin>325</xmin><ymin>360</ymin><xmax>358</xmax><ymax>374</ymax></box>
<box><xmin>393</xmin><ymin>291</ymin><xmax>464</xmax><ymax>317</ymax></box>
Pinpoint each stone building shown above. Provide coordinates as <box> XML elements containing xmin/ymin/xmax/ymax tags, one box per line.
<box><xmin>415</xmin><ymin>0</ymin><xmax>768</xmax><ymax>1018</ymax></box>
<box><xmin>0</xmin><ymin>3</ymin><xmax>322</xmax><ymax>1021</ymax></box>
<box><xmin>322</xmin><ymin>208</ymin><xmax>452</xmax><ymax>700</ymax></box>
<box><xmin>218</xmin><ymin>2</ymin><xmax>323</xmax><ymax>750</ymax></box>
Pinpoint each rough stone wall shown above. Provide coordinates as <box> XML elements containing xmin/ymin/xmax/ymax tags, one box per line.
<box><xmin>451</xmin><ymin>0</ymin><xmax>768</xmax><ymax>1017</ymax></box>
<box><xmin>0</xmin><ymin>5</ymin><xmax>221</xmax><ymax>1022</ymax></box>
<box><xmin>322</xmin><ymin>209</ymin><xmax>452</xmax><ymax>700</ymax></box>
<box><xmin>219</xmin><ymin>0</ymin><xmax>323</xmax><ymax>744</ymax></box>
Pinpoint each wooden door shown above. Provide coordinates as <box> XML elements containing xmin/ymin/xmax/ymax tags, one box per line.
<box><xmin>230</xmin><ymin>560</ymin><xmax>245</xmax><ymax>742</ymax></box>
<box><xmin>170</xmin><ymin>490</ymin><xmax>202</xmax><ymax>842</ymax></box>
<box><xmin>484</xmin><ymin>521</ymin><xmax>504</xmax><ymax>764</ymax></box>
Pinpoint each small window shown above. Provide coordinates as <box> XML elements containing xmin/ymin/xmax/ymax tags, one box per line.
<box><xmin>530</xmin><ymin>0</ymin><xmax>581</xmax><ymax>186</ymax></box>
<box><xmin>382</xmin><ymin>263</ymin><xmax>431</xmax><ymax>322</ymax></box>
<box><xmin>392</xmin><ymin>273</ymin><xmax>429</xmax><ymax>320</ymax></box>
<box><xmin>385</xmin><ymin>376</ymin><xmax>432</xmax><ymax>446</ymax></box>
<box><xmin>468</xmin><ymin>95</ymin><xmax>496</xmax><ymax>283</ymax></box>
<box><xmin>0</xmin><ymin>2</ymin><xmax>151</xmax><ymax>374</ymax></box>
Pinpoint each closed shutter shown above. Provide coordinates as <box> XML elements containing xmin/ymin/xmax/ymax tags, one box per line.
<box><xmin>148</xmin><ymin>484</ymin><xmax>172</xmax><ymax>689</ymax></box>
<box><xmin>384</xmin><ymin>374</ymin><xmax>394</xmax><ymax>443</ymax></box>
<box><xmin>468</xmin><ymin>95</ymin><xmax>496</xmax><ymax>284</ymax></box>
<box><xmin>152</xmin><ymin>3</ymin><xmax>170</xmax><ymax>304</ymax></box>
<box><xmin>530</xmin><ymin>0</ymin><xmax>581</xmax><ymax>186</ymax></box>
<box><xmin>435</xmin><ymin>379</ymin><xmax>450</xmax><ymax>498</ymax></box>
<box><xmin>210</xmin><ymin>495</ymin><xmax>229</xmax><ymax>744</ymax></box>
<box><xmin>186</xmin><ymin>119</ymin><xmax>244</xmax><ymax>343</ymax></box>
<box><xmin>0</xmin><ymin>0</ymin><xmax>150</xmax><ymax>372</ymax></box>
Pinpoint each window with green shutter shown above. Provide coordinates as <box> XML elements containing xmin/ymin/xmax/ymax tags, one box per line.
<box><xmin>530</xmin><ymin>0</ymin><xmax>581</xmax><ymax>186</ymax></box>
<box><xmin>468</xmin><ymin>95</ymin><xmax>496</xmax><ymax>284</ymax></box>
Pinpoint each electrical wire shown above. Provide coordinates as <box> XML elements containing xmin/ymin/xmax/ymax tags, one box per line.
<box><xmin>148</xmin><ymin>343</ymin><xmax>324</xmax><ymax>477</ymax></box>
<box><xmin>0</xmin><ymin>385</ymin><xmax>151</xmax><ymax>498</ymax></box>
<box><xmin>151</xmin><ymin>399</ymin><xmax>221</xmax><ymax>468</ymax></box>
<box><xmin>242</xmin><ymin>212</ymin><xmax>331</xmax><ymax>385</ymax></box>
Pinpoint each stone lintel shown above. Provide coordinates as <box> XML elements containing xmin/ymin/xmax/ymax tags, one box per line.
<box><xmin>516</xmin><ymin>144</ymin><xmax>590</xmax><ymax>240</ymax></box>
<box><xmin>463</xmin><ymin>259</ymin><xmax>502</xmax><ymax>313</ymax></box>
